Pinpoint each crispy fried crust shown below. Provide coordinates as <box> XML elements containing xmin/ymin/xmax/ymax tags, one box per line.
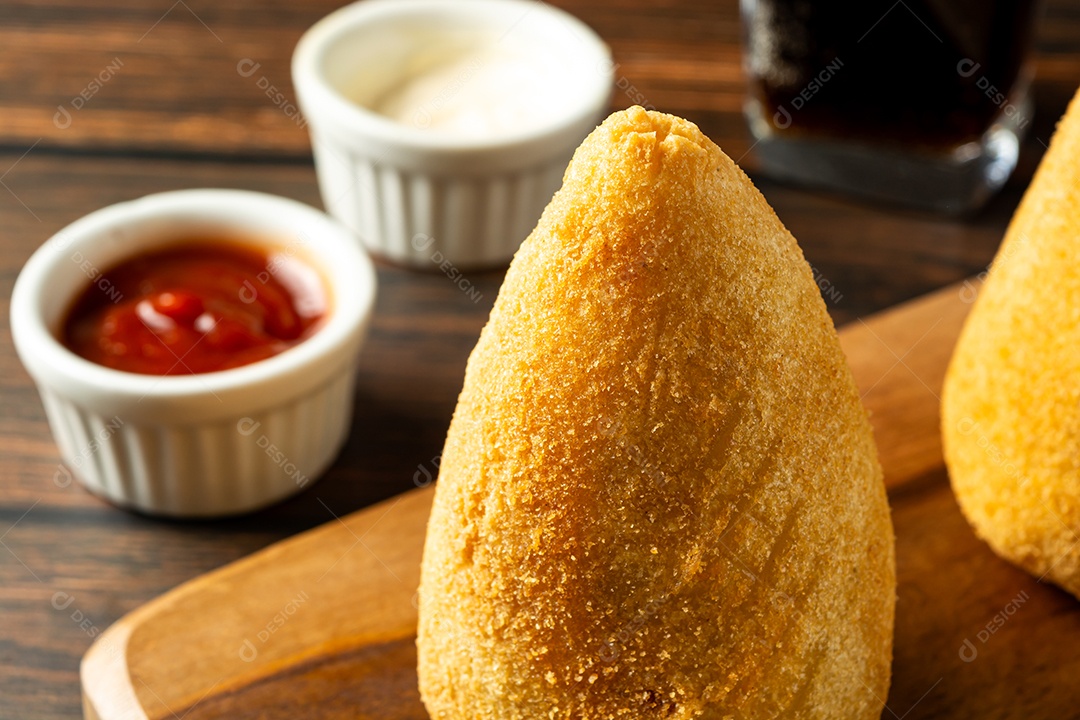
<box><xmin>943</xmin><ymin>88</ymin><xmax>1080</xmax><ymax>597</ymax></box>
<box><xmin>417</xmin><ymin>107</ymin><xmax>895</xmax><ymax>719</ymax></box>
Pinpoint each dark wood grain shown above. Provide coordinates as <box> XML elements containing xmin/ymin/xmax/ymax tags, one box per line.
<box><xmin>178</xmin><ymin>637</ymin><xmax>428</xmax><ymax>720</ymax></box>
<box><xmin>0</xmin><ymin>0</ymin><xmax>1077</xmax><ymax>163</ymax></box>
<box><xmin>1</xmin><ymin>0</ymin><xmax>1079</xmax><ymax>717</ymax></box>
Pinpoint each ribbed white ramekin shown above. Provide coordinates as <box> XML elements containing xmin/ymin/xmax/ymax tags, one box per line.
<box><xmin>292</xmin><ymin>0</ymin><xmax>613</xmax><ymax>269</ymax></box>
<box><xmin>10</xmin><ymin>189</ymin><xmax>377</xmax><ymax>517</ymax></box>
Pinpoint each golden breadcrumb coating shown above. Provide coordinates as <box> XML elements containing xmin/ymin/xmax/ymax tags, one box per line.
<box><xmin>943</xmin><ymin>87</ymin><xmax>1080</xmax><ymax>597</ymax></box>
<box><xmin>417</xmin><ymin>107</ymin><xmax>895</xmax><ymax>719</ymax></box>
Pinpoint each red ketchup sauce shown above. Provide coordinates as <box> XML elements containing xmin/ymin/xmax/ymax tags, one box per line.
<box><xmin>62</xmin><ymin>240</ymin><xmax>327</xmax><ymax>375</ymax></box>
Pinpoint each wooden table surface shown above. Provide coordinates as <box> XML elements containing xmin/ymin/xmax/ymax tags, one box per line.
<box><xmin>1</xmin><ymin>1</ymin><xmax>1077</xmax><ymax>718</ymax></box>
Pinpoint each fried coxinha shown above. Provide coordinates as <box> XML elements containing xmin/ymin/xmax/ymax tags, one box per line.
<box><xmin>944</xmin><ymin>87</ymin><xmax>1080</xmax><ymax>599</ymax></box>
<box><xmin>417</xmin><ymin>107</ymin><xmax>895</xmax><ymax>719</ymax></box>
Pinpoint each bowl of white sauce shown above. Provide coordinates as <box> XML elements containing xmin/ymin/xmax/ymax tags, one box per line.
<box><xmin>293</xmin><ymin>0</ymin><xmax>613</xmax><ymax>269</ymax></box>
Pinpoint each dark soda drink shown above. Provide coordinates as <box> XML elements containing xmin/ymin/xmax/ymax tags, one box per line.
<box><xmin>742</xmin><ymin>0</ymin><xmax>1042</xmax><ymax>210</ymax></box>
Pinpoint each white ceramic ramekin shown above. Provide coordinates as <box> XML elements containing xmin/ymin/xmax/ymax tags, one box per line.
<box><xmin>292</xmin><ymin>0</ymin><xmax>612</xmax><ymax>269</ymax></box>
<box><xmin>10</xmin><ymin>189</ymin><xmax>377</xmax><ymax>517</ymax></box>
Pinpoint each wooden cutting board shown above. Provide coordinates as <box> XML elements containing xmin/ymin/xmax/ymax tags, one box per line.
<box><xmin>81</xmin><ymin>281</ymin><xmax>1080</xmax><ymax>720</ymax></box>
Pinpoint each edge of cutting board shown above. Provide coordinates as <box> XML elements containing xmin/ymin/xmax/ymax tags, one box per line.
<box><xmin>82</xmin><ymin>281</ymin><xmax>974</xmax><ymax>720</ymax></box>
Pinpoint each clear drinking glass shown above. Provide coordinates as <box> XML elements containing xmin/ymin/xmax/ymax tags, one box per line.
<box><xmin>742</xmin><ymin>0</ymin><xmax>1043</xmax><ymax>213</ymax></box>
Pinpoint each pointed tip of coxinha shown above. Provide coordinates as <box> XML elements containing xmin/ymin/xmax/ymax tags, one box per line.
<box><xmin>419</xmin><ymin>107</ymin><xmax>895</xmax><ymax>719</ymax></box>
<box><xmin>494</xmin><ymin>107</ymin><xmax>832</xmax><ymax>370</ymax></box>
<box><xmin>944</xmin><ymin>86</ymin><xmax>1080</xmax><ymax>598</ymax></box>
<box><xmin>508</xmin><ymin>106</ymin><xmax>803</xmax><ymax>294</ymax></box>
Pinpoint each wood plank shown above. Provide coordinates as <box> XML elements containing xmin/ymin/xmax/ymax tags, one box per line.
<box><xmin>83</xmin><ymin>280</ymin><xmax>1075</xmax><ymax>720</ymax></box>
<box><xmin>88</xmin><ymin>487</ymin><xmax>436</xmax><ymax>720</ymax></box>
<box><xmin>0</xmin><ymin>0</ymin><xmax>1077</xmax><ymax>160</ymax></box>
<box><xmin>839</xmin><ymin>282</ymin><xmax>977</xmax><ymax>492</ymax></box>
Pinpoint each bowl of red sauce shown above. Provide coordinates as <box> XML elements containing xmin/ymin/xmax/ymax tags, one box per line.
<box><xmin>10</xmin><ymin>189</ymin><xmax>377</xmax><ymax>517</ymax></box>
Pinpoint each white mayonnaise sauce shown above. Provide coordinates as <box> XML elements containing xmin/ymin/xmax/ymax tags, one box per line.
<box><xmin>371</xmin><ymin>41</ymin><xmax>564</xmax><ymax>138</ymax></box>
